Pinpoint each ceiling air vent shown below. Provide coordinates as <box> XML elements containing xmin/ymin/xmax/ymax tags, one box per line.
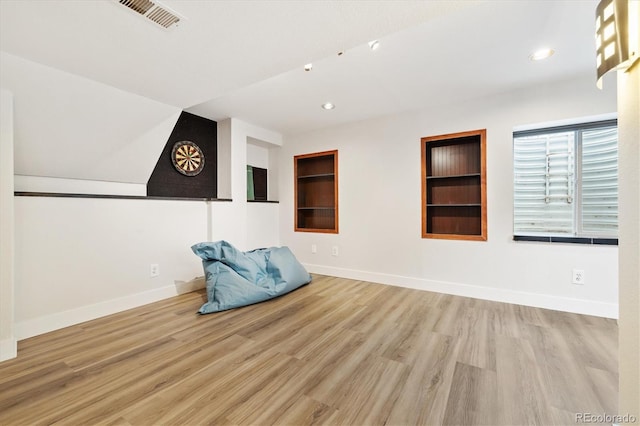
<box><xmin>117</xmin><ymin>0</ymin><xmax>182</xmax><ymax>30</ymax></box>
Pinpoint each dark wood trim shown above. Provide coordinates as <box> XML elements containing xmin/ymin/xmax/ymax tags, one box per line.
<box><xmin>14</xmin><ymin>191</ymin><xmax>232</xmax><ymax>202</ymax></box>
<box><xmin>480</xmin><ymin>129</ymin><xmax>487</xmax><ymax>240</ymax></box>
<box><xmin>294</xmin><ymin>150</ymin><xmax>339</xmax><ymax>233</ymax></box>
<box><xmin>421</xmin><ymin>129</ymin><xmax>487</xmax><ymax>241</ymax></box>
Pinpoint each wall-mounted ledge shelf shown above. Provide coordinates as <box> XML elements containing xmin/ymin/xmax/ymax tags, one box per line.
<box><xmin>14</xmin><ymin>191</ymin><xmax>232</xmax><ymax>202</ymax></box>
<box><xmin>247</xmin><ymin>199</ymin><xmax>279</xmax><ymax>203</ymax></box>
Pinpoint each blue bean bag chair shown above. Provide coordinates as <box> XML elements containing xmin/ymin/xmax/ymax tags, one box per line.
<box><xmin>191</xmin><ymin>240</ymin><xmax>312</xmax><ymax>314</ymax></box>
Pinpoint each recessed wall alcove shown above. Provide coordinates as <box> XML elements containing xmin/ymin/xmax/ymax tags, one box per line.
<box><xmin>247</xmin><ymin>136</ymin><xmax>280</xmax><ymax>202</ymax></box>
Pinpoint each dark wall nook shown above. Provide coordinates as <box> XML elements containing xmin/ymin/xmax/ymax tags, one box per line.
<box><xmin>147</xmin><ymin>111</ymin><xmax>217</xmax><ymax>198</ymax></box>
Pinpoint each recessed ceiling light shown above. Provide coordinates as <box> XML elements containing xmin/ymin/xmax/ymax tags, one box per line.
<box><xmin>368</xmin><ymin>40</ymin><xmax>380</xmax><ymax>51</ymax></box>
<box><xmin>529</xmin><ymin>48</ymin><xmax>555</xmax><ymax>61</ymax></box>
<box><xmin>304</xmin><ymin>63</ymin><xmax>313</xmax><ymax>71</ymax></box>
<box><xmin>321</xmin><ymin>102</ymin><xmax>335</xmax><ymax>110</ymax></box>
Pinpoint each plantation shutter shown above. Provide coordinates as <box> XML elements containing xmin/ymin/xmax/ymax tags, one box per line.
<box><xmin>580</xmin><ymin>126</ymin><xmax>618</xmax><ymax>235</ymax></box>
<box><xmin>514</xmin><ymin>132</ymin><xmax>574</xmax><ymax>235</ymax></box>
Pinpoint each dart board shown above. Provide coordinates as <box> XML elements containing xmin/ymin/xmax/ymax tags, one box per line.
<box><xmin>171</xmin><ymin>141</ymin><xmax>205</xmax><ymax>176</ymax></box>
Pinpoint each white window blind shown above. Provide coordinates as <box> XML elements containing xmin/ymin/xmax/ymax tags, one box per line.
<box><xmin>513</xmin><ymin>121</ymin><xmax>617</xmax><ymax>238</ymax></box>
<box><xmin>580</xmin><ymin>127</ymin><xmax>618</xmax><ymax>234</ymax></box>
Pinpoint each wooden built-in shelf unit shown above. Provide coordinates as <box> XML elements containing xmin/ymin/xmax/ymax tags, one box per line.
<box><xmin>294</xmin><ymin>150</ymin><xmax>338</xmax><ymax>233</ymax></box>
<box><xmin>421</xmin><ymin>129</ymin><xmax>487</xmax><ymax>240</ymax></box>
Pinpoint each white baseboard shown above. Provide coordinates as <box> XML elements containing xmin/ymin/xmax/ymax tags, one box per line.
<box><xmin>15</xmin><ymin>285</ymin><xmax>179</xmax><ymax>340</ymax></box>
<box><xmin>305</xmin><ymin>264</ymin><xmax>619</xmax><ymax>319</ymax></box>
<box><xmin>0</xmin><ymin>336</ymin><xmax>17</xmax><ymax>361</ymax></box>
<box><xmin>174</xmin><ymin>276</ymin><xmax>205</xmax><ymax>295</ymax></box>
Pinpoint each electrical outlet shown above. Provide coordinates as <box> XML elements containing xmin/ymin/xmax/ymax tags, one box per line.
<box><xmin>150</xmin><ymin>263</ymin><xmax>160</xmax><ymax>278</ymax></box>
<box><xmin>311</xmin><ymin>244</ymin><xmax>317</xmax><ymax>254</ymax></box>
<box><xmin>332</xmin><ymin>246</ymin><xmax>339</xmax><ymax>256</ymax></box>
<box><xmin>572</xmin><ymin>269</ymin><xmax>585</xmax><ymax>285</ymax></box>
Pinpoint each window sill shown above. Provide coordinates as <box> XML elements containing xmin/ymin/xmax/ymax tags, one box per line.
<box><xmin>513</xmin><ymin>235</ymin><xmax>618</xmax><ymax>245</ymax></box>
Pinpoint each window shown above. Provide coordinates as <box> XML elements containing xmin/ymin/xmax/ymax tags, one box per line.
<box><xmin>513</xmin><ymin>120</ymin><xmax>618</xmax><ymax>241</ymax></box>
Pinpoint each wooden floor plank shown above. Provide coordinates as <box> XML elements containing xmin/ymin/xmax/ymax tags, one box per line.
<box><xmin>269</xmin><ymin>394</ymin><xmax>337</xmax><ymax>425</ymax></box>
<box><xmin>456</xmin><ymin>307</ymin><xmax>497</xmax><ymax>371</ymax></box>
<box><xmin>525</xmin><ymin>324</ymin><xmax>610</xmax><ymax>415</ymax></box>
<box><xmin>585</xmin><ymin>366</ymin><xmax>619</xmax><ymax>415</ymax></box>
<box><xmin>385</xmin><ymin>331</ymin><xmax>459</xmax><ymax>426</ymax></box>
<box><xmin>330</xmin><ymin>356</ymin><xmax>409</xmax><ymax>425</ymax></box>
<box><xmin>442</xmin><ymin>362</ymin><xmax>498</xmax><ymax>425</ymax></box>
<box><xmin>495</xmin><ymin>334</ymin><xmax>554</xmax><ymax>425</ymax></box>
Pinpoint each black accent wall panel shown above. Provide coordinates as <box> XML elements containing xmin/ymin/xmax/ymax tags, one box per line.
<box><xmin>147</xmin><ymin>111</ymin><xmax>217</xmax><ymax>198</ymax></box>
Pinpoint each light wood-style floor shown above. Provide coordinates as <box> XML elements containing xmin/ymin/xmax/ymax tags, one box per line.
<box><xmin>0</xmin><ymin>275</ymin><xmax>618</xmax><ymax>425</ymax></box>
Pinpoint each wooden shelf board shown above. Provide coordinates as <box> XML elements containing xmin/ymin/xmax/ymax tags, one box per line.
<box><xmin>297</xmin><ymin>173</ymin><xmax>335</xmax><ymax>179</ymax></box>
<box><xmin>426</xmin><ymin>173</ymin><xmax>481</xmax><ymax>179</ymax></box>
<box><xmin>297</xmin><ymin>207</ymin><xmax>335</xmax><ymax>210</ymax></box>
<box><xmin>427</xmin><ymin>204</ymin><xmax>481</xmax><ymax>207</ymax></box>
<box><xmin>424</xmin><ymin>233</ymin><xmax>487</xmax><ymax>241</ymax></box>
<box><xmin>294</xmin><ymin>227</ymin><xmax>339</xmax><ymax>233</ymax></box>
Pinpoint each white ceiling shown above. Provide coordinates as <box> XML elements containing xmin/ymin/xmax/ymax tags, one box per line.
<box><xmin>0</xmin><ymin>0</ymin><xmax>605</xmax><ymax>137</ymax></box>
<box><xmin>190</xmin><ymin>1</ymin><xmax>605</xmax><ymax>134</ymax></box>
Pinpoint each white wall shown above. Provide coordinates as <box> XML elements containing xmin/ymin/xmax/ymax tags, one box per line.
<box><xmin>14</xmin><ymin>175</ymin><xmax>146</xmax><ymax>196</ymax></box>
<box><xmin>247</xmin><ymin>142</ymin><xmax>269</xmax><ymax>169</ymax></box>
<box><xmin>217</xmin><ymin>120</ymin><xmax>232</xmax><ymax>200</ymax></box>
<box><xmin>617</xmin><ymin>63</ymin><xmax>640</xmax><ymax>419</ymax></box>
<box><xmin>247</xmin><ymin>202</ymin><xmax>280</xmax><ymax>249</ymax></box>
<box><xmin>280</xmin><ymin>73</ymin><xmax>619</xmax><ymax>318</ymax></box>
<box><xmin>0</xmin><ymin>89</ymin><xmax>16</xmax><ymax>361</ymax></box>
<box><xmin>13</xmin><ymin>197</ymin><xmax>208</xmax><ymax>338</ymax></box>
